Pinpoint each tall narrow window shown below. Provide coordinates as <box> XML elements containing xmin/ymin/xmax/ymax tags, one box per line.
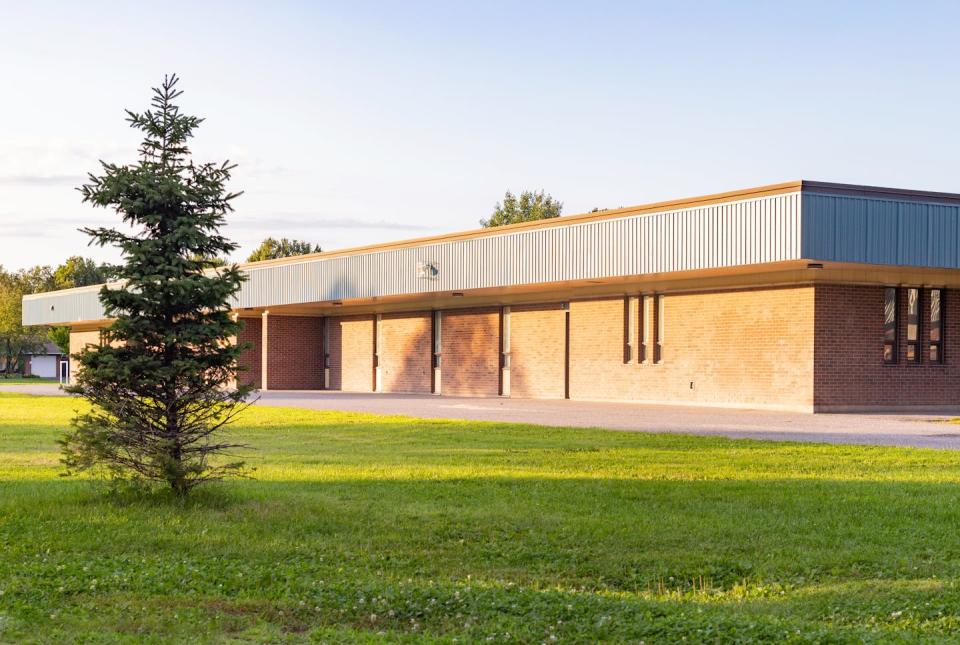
<box><xmin>654</xmin><ymin>294</ymin><xmax>664</xmax><ymax>364</ymax></box>
<box><xmin>639</xmin><ymin>295</ymin><xmax>648</xmax><ymax>363</ymax></box>
<box><xmin>906</xmin><ymin>288</ymin><xmax>920</xmax><ymax>363</ymax></box>
<box><xmin>883</xmin><ymin>287</ymin><xmax>898</xmax><ymax>364</ymax></box>
<box><xmin>930</xmin><ymin>289</ymin><xmax>944</xmax><ymax>364</ymax></box>
<box><xmin>432</xmin><ymin>311</ymin><xmax>442</xmax><ymax>368</ymax></box>
<box><xmin>624</xmin><ymin>296</ymin><xmax>638</xmax><ymax>363</ymax></box>
<box><xmin>374</xmin><ymin>314</ymin><xmax>382</xmax><ymax>368</ymax></box>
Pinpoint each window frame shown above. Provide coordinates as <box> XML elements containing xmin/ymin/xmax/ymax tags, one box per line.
<box><xmin>639</xmin><ymin>295</ymin><xmax>649</xmax><ymax>364</ymax></box>
<box><xmin>653</xmin><ymin>294</ymin><xmax>664</xmax><ymax>364</ymax></box>
<box><xmin>624</xmin><ymin>296</ymin><xmax>638</xmax><ymax>363</ymax></box>
<box><xmin>883</xmin><ymin>287</ymin><xmax>898</xmax><ymax>364</ymax></box>
<box><xmin>906</xmin><ymin>287</ymin><xmax>921</xmax><ymax>364</ymax></box>
<box><xmin>930</xmin><ymin>288</ymin><xmax>944</xmax><ymax>364</ymax></box>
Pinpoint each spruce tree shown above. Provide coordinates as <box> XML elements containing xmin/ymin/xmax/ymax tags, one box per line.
<box><xmin>60</xmin><ymin>75</ymin><xmax>252</xmax><ymax>496</ymax></box>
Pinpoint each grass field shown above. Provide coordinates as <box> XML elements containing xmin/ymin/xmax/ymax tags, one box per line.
<box><xmin>0</xmin><ymin>377</ymin><xmax>58</xmax><ymax>385</ymax></box>
<box><xmin>3</xmin><ymin>393</ymin><xmax>960</xmax><ymax>643</ymax></box>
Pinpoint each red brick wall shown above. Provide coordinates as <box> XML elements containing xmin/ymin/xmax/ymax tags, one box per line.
<box><xmin>814</xmin><ymin>285</ymin><xmax>960</xmax><ymax>409</ymax></box>
<box><xmin>329</xmin><ymin>314</ymin><xmax>375</xmax><ymax>392</ymax></box>
<box><xmin>266</xmin><ymin>316</ymin><xmax>324</xmax><ymax>390</ymax></box>
<box><xmin>440</xmin><ymin>307</ymin><xmax>501</xmax><ymax>397</ymax></box>
<box><xmin>379</xmin><ymin>312</ymin><xmax>432</xmax><ymax>393</ymax></box>
<box><xmin>568</xmin><ymin>288</ymin><xmax>816</xmax><ymax>410</ymax></box>
<box><xmin>237</xmin><ymin>316</ymin><xmax>261</xmax><ymax>388</ymax></box>
<box><xmin>509</xmin><ymin>303</ymin><xmax>566</xmax><ymax>399</ymax></box>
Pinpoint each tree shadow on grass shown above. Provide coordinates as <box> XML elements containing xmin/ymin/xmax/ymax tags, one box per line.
<box><xmin>66</xmin><ymin>477</ymin><xmax>245</xmax><ymax>511</ymax></box>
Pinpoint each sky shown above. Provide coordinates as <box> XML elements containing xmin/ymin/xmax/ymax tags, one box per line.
<box><xmin>1</xmin><ymin>1</ymin><xmax>959</xmax><ymax>270</ymax></box>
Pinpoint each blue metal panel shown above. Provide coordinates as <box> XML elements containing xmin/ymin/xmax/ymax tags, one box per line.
<box><xmin>802</xmin><ymin>193</ymin><xmax>960</xmax><ymax>268</ymax></box>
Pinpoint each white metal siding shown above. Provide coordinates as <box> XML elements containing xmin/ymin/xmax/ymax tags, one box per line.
<box><xmin>24</xmin><ymin>192</ymin><xmax>804</xmax><ymax>325</ymax></box>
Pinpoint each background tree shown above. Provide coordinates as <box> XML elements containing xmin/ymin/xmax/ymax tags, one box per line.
<box><xmin>480</xmin><ymin>190</ymin><xmax>562</xmax><ymax>227</ymax></box>
<box><xmin>246</xmin><ymin>237</ymin><xmax>321</xmax><ymax>262</ymax></box>
<box><xmin>60</xmin><ymin>75</ymin><xmax>251</xmax><ymax>496</ymax></box>
<box><xmin>0</xmin><ymin>266</ymin><xmax>54</xmax><ymax>375</ymax></box>
<box><xmin>53</xmin><ymin>256</ymin><xmax>115</xmax><ymax>290</ymax></box>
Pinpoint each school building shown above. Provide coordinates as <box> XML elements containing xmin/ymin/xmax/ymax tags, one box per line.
<box><xmin>22</xmin><ymin>180</ymin><xmax>960</xmax><ymax>412</ymax></box>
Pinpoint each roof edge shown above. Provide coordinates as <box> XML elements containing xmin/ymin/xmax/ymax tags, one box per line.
<box><xmin>800</xmin><ymin>180</ymin><xmax>960</xmax><ymax>205</ymax></box>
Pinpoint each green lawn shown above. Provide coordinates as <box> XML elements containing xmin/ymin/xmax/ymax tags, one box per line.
<box><xmin>3</xmin><ymin>393</ymin><xmax>960</xmax><ymax>643</ymax></box>
<box><xmin>0</xmin><ymin>377</ymin><xmax>58</xmax><ymax>385</ymax></box>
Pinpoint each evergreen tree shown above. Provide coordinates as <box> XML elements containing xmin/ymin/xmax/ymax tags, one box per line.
<box><xmin>480</xmin><ymin>190</ymin><xmax>562</xmax><ymax>227</ymax></box>
<box><xmin>60</xmin><ymin>75</ymin><xmax>252</xmax><ymax>496</ymax></box>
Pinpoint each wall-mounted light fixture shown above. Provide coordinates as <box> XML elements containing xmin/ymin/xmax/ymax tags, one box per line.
<box><xmin>807</xmin><ymin>262</ymin><xmax>824</xmax><ymax>270</ymax></box>
<box><xmin>452</xmin><ymin>292</ymin><xmax>464</xmax><ymax>297</ymax></box>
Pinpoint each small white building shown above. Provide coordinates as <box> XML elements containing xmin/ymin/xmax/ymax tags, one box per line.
<box><xmin>22</xmin><ymin>342</ymin><xmax>66</xmax><ymax>379</ymax></box>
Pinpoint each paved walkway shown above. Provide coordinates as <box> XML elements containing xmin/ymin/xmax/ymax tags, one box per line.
<box><xmin>5</xmin><ymin>384</ymin><xmax>960</xmax><ymax>450</ymax></box>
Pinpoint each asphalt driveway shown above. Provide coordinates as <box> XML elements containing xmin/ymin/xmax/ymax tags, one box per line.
<box><xmin>5</xmin><ymin>383</ymin><xmax>960</xmax><ymax>450</ymax></box>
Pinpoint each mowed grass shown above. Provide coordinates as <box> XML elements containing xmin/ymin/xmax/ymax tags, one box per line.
<box><xmin>3</xmin><ymin>395</ymin><xmax>960</xmax><ymax>643</ymax></box>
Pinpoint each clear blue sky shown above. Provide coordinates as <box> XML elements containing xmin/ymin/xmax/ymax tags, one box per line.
<box><xmin>2</xmin><ymin>1</ymin><xmax>958</xmax><ymax>270</ymax></box>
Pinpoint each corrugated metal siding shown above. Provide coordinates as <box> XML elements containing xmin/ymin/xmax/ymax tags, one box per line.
<box><xmin>802</xmin><ymin>193</ymin><xmax>960</xmax><ymax>268</ymax></box>
<box><xmin>22</xmin><ymin>287</ymin><xmax>107</xmax><ymax>326</ymax></box>
<box><xmin>23</xmin><ymin>192</ymin><xmax>803</xmax><ymax>325</ymax></box>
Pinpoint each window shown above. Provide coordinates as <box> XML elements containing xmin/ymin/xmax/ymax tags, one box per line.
<box><xmin>654</xmin><ymin>294</ymin><xmax>664</xmax><ymax>364</ymax></box>
<box><xmin>906</xmin><ymin>288</ymin><xmax>920</xmax><ymax>363</ymax></box>
<box><xmin>624</xmin><ymin>296</ymin><xmax>638</xmax><ymax>363</ymax></box>
<box><xmin>883</xmin><ymin>287</ymin><xmax>898</xmax><ymax>363</ymax></box>
<box><xmin>930</xmin><ymin>289</ymin><xmax>944</xmax><ymax>363</ymax></box>
<box><xmin>639</xmin><ymin>295</ymin><xmax>649</xmax><ymax>363</ymax></box>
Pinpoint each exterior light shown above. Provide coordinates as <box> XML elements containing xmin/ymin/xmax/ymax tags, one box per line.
<box><xmin>452</xmin><ymin>292</ymin><xmax>464</xmax><ymax>297</ymax></box>
<box><xmin>807</xmin><ymin>263</ymin><xmax>824</xmax><ymax>269</ymax></box>
<box><xmin>332</xmin><ymin>301</ymin><xmax>343</xmax><ymax>307</ymax></box>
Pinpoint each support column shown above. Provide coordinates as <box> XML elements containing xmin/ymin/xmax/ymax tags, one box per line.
<box><xmin>499</xmin><ymin>306</ymin><xmax>511</xmax><ymax>396</ymax></box>
<box><xmin>261</xmin><ymin>310</ymin><xmax>269</xmax><ymax>391</ymax></box>
<box><xmin>431</xmin><ymin>310</ymin><xmax>442</xmax><ymax>394</ymax></box>
<box><xmin>322</xmin><ymin>317</ymin><xmax>331</xmax><ymax>389</ymax></box>
<box><xmin>374</xmin><ymin>313</ymin><xmax>383</xmax><ymax>392</ymax></box>
<box><xmin>228</xmin><ymin>312</ymin><xmax>239</xmax><ymax>391</ymax></box>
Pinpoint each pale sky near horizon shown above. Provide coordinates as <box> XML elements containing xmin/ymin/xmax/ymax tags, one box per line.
<box><xmin>2</xmin><ymin>1</ymin><xmax>959</xmax><ymax>271</ymax></box>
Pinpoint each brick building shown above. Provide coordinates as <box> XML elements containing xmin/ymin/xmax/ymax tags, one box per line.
<box><xmin>23</xmin><ymin>181</ymin><xmax>960</xmax><ymax>412</ymax></box>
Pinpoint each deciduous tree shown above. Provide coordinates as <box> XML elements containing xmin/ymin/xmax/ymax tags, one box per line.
<box><xmin>246</xmin><ymin>237</ymin><xmax>320</xmax><ymax>262</ymax></box>
<box><xmin>0</xmin><ymin>266</ymin><xmax>54</xmax><ymax>375</ymax></box>
<box><xmin>480</xmin><ymin>190</ymin><xmax>562</xmax><ymax>227</ymax></box>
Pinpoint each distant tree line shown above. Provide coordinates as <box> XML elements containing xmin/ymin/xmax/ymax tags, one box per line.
<box><xmin>0</xmin><ymin>257</ymin><xmax>114</xmax><ymax>375</ymax></box>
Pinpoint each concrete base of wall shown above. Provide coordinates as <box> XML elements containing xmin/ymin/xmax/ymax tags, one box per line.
<box><xmin>815</xmin><ymin>405</ymin><xmax>960</xmax><ymax>414</ymax></box>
